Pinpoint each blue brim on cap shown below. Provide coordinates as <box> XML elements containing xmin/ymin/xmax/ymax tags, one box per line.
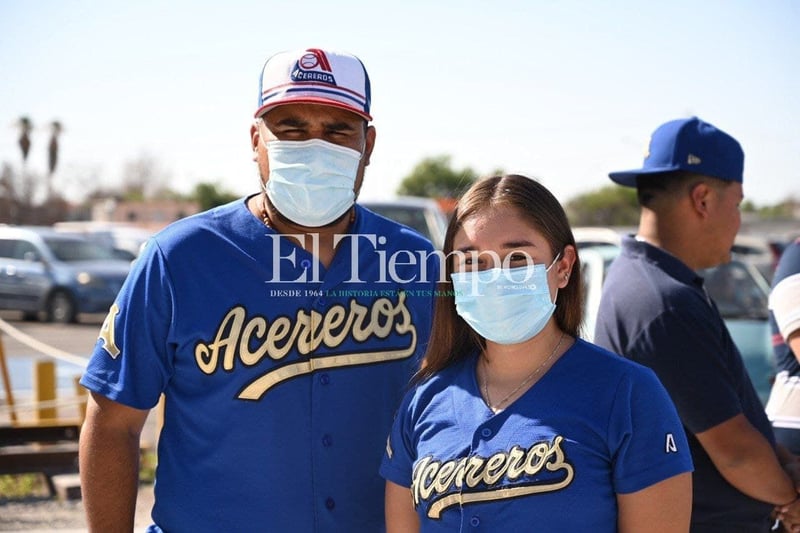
<box><xmin>608</xmin><ymin>165</ymin><xmax>682</xmax><ymax>187</ymax></box>
<box><xmin>608</xmin><ymin>117</ymin><xmax>744</xmax><ymax>188</ymax></box>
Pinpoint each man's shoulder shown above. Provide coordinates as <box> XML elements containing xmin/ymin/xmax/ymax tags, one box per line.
<box><xmin>151</xmin><ymin>198</ymin><xmax>247</xmax><ymax>251</ymax></box>
<box><xmin>774</xmin><ymin>240</ymin><xmax>800</xmax><ymax>285</ymax></box>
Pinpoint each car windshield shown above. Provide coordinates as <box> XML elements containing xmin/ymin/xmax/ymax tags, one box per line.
<box><xmin>44</xmin><ymin>238</ymin><xmax>119</xmax><ymax>262</ymax></box>
<box><xmin>368</xmin><ymin>206</ymin><xmax>430</xmax><ymax>237</ymax></box>
<box><xmin>699</xmin><ymin>261</ymin><xmax>769</xmax><ymax>320</ymax></box>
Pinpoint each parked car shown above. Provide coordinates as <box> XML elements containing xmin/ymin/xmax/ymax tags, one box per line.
<box><xmin>53</xmin><ymin>221</ymin><xmax>152</xmax><ymax>260</ymax></box>
<box><xmin>0</xmin><ymin>226</ymin><xmax>133</xmax><ymax>323</ymax></box>
<box><xmin>360</xmin><ymin>196</ymin><xmax>449</xmax><ymax>249</ymax></box>
<box><xmin>730</xmin><ymin>233</ymin><xmax>782</xmax><ymax>283</ymax></box>
<box><xmin>573</xmin><ymin>227</ymin><xmax>781</xmax><ymax>282</ymax></box>
<box><xmin>578</xmin><ymin>235</ymin><xmax>776</xmax><ymax>404</ymax></box>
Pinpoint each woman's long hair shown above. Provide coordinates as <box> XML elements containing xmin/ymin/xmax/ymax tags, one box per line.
<box><xmin>415</xmin><ymin>174</ymin><xmax>582</xmax><ymax>383</ymax></box>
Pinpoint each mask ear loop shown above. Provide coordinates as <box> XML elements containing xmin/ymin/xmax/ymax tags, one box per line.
<box><xmin>546</xmin><ymin>251</ymin><xmax>564</xmax><ymax>304</ymax></box>
<box><xmin>546</xmin><ymin>251</ymin><xmax>562</xmax><ymax>271</ymax></box>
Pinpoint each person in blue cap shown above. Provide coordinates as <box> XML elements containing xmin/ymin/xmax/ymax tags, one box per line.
<box><xmin>594</xmin><ymin>116</ymin><xmax>800</xmax><ymax>531</ymax></box>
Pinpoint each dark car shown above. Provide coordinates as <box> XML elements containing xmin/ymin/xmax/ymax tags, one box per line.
<box><xmin>0</xmin><ymin>226</ymin><xmax>132</xmax><ymax>323</ymax></box>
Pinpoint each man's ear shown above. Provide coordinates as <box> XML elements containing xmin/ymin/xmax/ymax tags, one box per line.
<box><xmin>250</xmin><ymin>122</ymin><xmax>261</xmax><ymax>161</ymax></box>
<box><xmin>362</xmin><ymin>125</ymin><xmax>376</xmax><ymax>166</ymax></box>
<box><xmin>689</xmin><ymin>182</ymin><xmax>712</xmax><ymax>218</ymax></box>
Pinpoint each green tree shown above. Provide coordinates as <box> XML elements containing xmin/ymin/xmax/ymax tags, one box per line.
<box><xmin>565</xmin><ymin>186</ymin><xmax>640</xmax><ymax>226</ymax></box>
<box><xmin>397</xmin><ymin>155</ymin><xmax>479</xmax><ymax>199</ymax></box>
<box><xmin>192</xmin><ymin>182</ymin><xmax>239</xmax><ymax>211</ymax></box>
<box><xmin>756</xmin><ymin>197</ymin><xmax>798</xmax><ymax>219</ymax></box>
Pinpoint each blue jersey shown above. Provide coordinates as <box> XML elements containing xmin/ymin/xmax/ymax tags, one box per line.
<box><xmin>380</xmin><ymin>339</ymin><xmax>692</xmax><ymax>532</ymax></box>
<box><xmin>81</xmin><ymin>198</ymin><xmax>438</xmax><ymax>532</ymax></box>
<box><xmin>594</xmin><ymin>236</ymin><xmax>775</xmax><ymax>530</ymax></box>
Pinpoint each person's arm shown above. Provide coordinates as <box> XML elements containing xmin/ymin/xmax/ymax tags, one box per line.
<box><xmin>617</xmin><ymin>472</ymin><xmax>691</xmax><ymax>532</ymax></box>
<box><xmin>80</xmin><ymin>391</ymin><xmax>150</xmax><ymax>533</ymax></box>
<box><xmin>790</xmin><ymin>330</ymin><xmax>800</xmax><ymax>367</ymax></box>
<box><xmin>385</xmin><ymin>480</ymin><xmax>419</xmax><ymax>533</ymax></box>
<box><xmin>770</xmin><ymin>267</ymin><xmax>800</xmax><ymax>364</ymax></box>
<box><xmin>695</xmin><ymin>413</ymin><xmax>797</xmax><ymax>505</ymax></box>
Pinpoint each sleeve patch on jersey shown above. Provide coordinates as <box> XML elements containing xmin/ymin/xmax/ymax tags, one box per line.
<box><xmin>98</xmin><ymin>303</ymin><xmax>121</xmax><ymax>359</ymax></box>
<box><xmin>665</xmin><ymin>433</ymin><xmax>678</xmax><ymax>453</ymax></box>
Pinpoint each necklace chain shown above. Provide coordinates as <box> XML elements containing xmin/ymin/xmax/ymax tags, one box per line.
<box><xmin>260</xmin><ymin>196</ymin><xmax>272</xmax><ymax>228</ymax></box>
<box><xmin>481</xmin><ymin>332</ymin><xmax>565</xmax><ymax>412</ymax></box>
<box><xmin>258</xmin><ymin>195</ymin><xmax>354</xmax><ymax>228</ymax></box>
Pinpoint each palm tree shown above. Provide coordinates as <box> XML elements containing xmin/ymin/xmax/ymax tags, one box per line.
<box><xmin>47</xmin><ymin>120</ymin><xmax>63</xmax><ymax>198</ymax></box>
<box><xmin>17</xmin><ymin>116</ymin><xmax>33</xmax><ymax>166</ymax></box>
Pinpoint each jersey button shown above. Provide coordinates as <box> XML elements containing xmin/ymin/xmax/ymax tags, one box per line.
<box><xmin>319</xmin><ymin>373</ymin><xmax>330</xmax><ymax>385</ymax></box>
<box><xmin>325</xmin><ymin>497</ymin><xmax>335</xmax><ymax>510</ymax></box>
<box><xmin>322</xmin><ymin>434</ymin><xmax>333</xmax><ymax>447</ymax></box>
<box><xmin>300</xmin><ymin>258</ymin><xmax>312</xmax><ymax>270</ymax></box>
<box><xmin>317</xmin><ymin>298</ymin><xmax>326</xmax><ymax>307</ymax></box>
<box><xmin>481</xmin><ymin>428</ymin><xmax>492</xmax><ymax>438</ymax></box>
<box><xmin>470</xmin><ymin>515</ymin><xmax>480</xmax><ymax>527</ymax></box>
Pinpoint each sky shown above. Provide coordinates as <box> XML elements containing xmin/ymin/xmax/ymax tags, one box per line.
<box><xmin>1</xmin><ymin>0</ymin><xmax>799</xmax><ymax>208</ymax></box>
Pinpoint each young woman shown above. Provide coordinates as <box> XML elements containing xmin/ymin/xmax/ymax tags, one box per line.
<box><xmin>380</xmin><ymin>174</ymin><xmax>693</xmax><ymax>532</ymax></box>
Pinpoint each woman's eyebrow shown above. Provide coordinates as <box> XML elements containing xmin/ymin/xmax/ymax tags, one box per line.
<box><xmin>454</xmin><ymin>245</ymin><xmax>476</xmax><ymax>255</ymax></box>
<box><xmin>501</xmin><ymin>240</ymin><xmax>535</xmax><ymax>249</ymax></box>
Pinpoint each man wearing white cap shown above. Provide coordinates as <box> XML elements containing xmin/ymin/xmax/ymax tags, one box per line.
<box><xmin>594</xmin><ymin>117</ymin><xmax>800</xmax><ymax>531</ymax></box>
<box><xmin>79</xmin><ymin>48</ymin><xmax>438</xmax><ymax>532</ymax></box>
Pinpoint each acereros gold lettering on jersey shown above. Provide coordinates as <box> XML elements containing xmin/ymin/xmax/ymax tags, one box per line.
<box><xmin>194</xmin><ymin>292</ymin><xmax>416</xmax><ymax>399</ymax></box>
<box><xmin>412</xmin><ymin>436</ymin><xmax>574</xmax><ymax>519</ymax></box>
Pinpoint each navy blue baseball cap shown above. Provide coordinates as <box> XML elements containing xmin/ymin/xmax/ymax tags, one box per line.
<box><xmin>609</xmin><ymin>117</ymin><xmax>744</xmax><ymax>187</ymax></box>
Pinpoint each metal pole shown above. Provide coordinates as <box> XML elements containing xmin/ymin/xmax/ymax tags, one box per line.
<box><xmin>0</xmin><ymin>335</ymin><xmax>18</xmax><ymax>424</ymax></box>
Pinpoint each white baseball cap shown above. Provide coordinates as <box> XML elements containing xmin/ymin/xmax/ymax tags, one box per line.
<box><xmin>255</xmin><ymin>47</ymin><xmax>372</xmax><ymax>121</ymax></box>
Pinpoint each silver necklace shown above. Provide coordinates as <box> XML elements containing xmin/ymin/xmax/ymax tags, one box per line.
<box><xmin>481</xmin><ymin>332</ymin><xmax>565</xmax><ymax>413</ymax></box>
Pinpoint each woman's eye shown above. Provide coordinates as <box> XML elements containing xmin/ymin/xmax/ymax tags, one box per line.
<box><xmin>457</xmin><ymin>257</ymin><xmax>482</xmax><ymax>271</ymax></box>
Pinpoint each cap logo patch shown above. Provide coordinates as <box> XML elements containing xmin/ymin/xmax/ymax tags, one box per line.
<box><xmin>687</xmin><ymin>154</ymin><xmax>702</xmax><ymax>165</ymax></box>
<box><xmin>292</xmin><ymin>49</ymin><xmax>336</xmax><ymax>85</ymax></box>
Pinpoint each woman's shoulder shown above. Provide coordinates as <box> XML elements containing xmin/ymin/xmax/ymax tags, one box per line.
<box><xmin>406</xmin><ymin>356</ymin><xmax>476</xmax><ymax>402</ymax></box>
<box><xmin>568</xmin><ymin>338</ymin><xmax>659</xmax><ymax>381</ymax></box>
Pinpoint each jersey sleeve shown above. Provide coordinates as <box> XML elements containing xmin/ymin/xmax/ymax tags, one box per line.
<box><xmin>79</xmin><ymin>238</ymin><xmax>175</xmax><ymax>409</ymax></box>
<box><xmin>609</xmin><ymin>366</ymin><xmax>694</xmax><ymax>494</ymax></box>
<box><xmin>379</xmin><ymin>388</ymin><xmax>418</xmax><ymax>488</ymax></box>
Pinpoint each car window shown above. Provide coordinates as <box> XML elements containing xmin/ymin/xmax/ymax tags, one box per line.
<box><xmin>44</xmin><ymin>238</ymin><xmax>118</xmax><ymax>262</ymax></box>
<box><xmin>0</xmin><ymin>239</ymin><xmax>17</xmax><ymax>258</ymax></box>
<box><xmin>14</xmin><ymin>240</ymin><xmax>40</xmax><ymax>260</ymax></box>
<box><xmin>367</xmin><ymin>206</ymin><xmax>430</xmax><ymax>239</ymax></box>
<box><xmin>701</xmin><ymin>262</ymin><xmax>769</xmax><ymax>320</ymax></box>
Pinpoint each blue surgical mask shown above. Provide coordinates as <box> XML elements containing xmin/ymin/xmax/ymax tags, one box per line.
<box><xmin>263</xmin><ymin>138</ymin><xmax>362</xmax><ymax>227</ymax></box>
<box><xmin>451</xmin><ymin>256</ymin><xmax>559</xmax><ymax>345</ymax></box>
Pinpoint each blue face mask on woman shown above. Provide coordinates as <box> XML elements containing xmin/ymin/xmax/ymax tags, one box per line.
<box><xmin>450</xmin><ymin>255</ymin><xmax>560</xmax><ymax>345</ymax></box>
